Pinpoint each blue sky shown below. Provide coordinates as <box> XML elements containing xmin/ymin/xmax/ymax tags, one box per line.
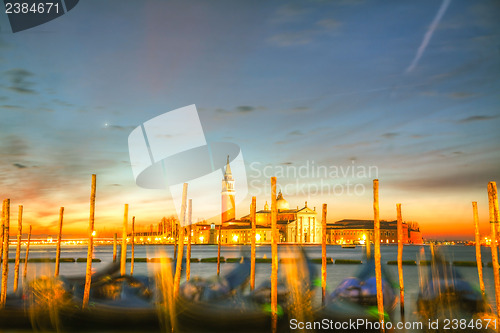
<box><xmin>0</xmin><ymin>0</ymin><xmax>499</xmax><ymax>239</ymax></box>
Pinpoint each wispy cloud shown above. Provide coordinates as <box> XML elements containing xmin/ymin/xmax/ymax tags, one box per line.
<box><xmin>458</xmin><ymin>115</ymin><xmax>498</xmax><ymax>123</ymax></box>
<box><xmin>381</xmin><ymin>132</ymin><xmax>399</xmax><ymax>139</ymax></box>
<box><xmin>13</xmin><ymin>163</ymin><xmax>28</xmax><ymax>169</ymax></box>
<box><xmin>4</xmin><ymin>68</ymin><xmax>37</xmax><ymax>94</ymax></box>
<box><xmin>406</xmin><ymin>0</ymin><xmax>452</xmax><ymax>73</ymax></box>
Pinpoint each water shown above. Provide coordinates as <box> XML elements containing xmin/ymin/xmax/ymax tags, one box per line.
<box><xmin>1</xmin><ymin>244</ymin><xmax>497</xmax><ymax>332</ymax></box>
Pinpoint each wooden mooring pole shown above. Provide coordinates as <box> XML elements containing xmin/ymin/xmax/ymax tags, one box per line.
<box><xmin>0</xmin><ymin>199</ymin><xmax>10</xmax><ymax>308</ymax></box>
<box><xmin>217</xmin><ymin>224</ymin><xmax>222</xmax><ymax>276</ymax></box>
<box><xmin>250</xmin><ymin>196</ymin><xmax>256</xmax><ymax>291</ymax></box>
<box><xmin>473</xmin><ymin>202</ymin><xmax>485</xmax><ymax>296</ymax></box>
<box><xmin>1</xmin><ymin>206</ymin><xmax>3</xmax><ymax>266</ymax></box>
<box><xmin>321</xmin><ymin>203</ymin><xmax>327</xmax><ymax>306</ymax></box>
<box><xmin>83</xmin><ymin>174</ymin><xmax>96</xmax><ymax>309</ymax></box>
<box><xmin>113</xmin><ymin>233</ymin><xmax>117</xmax><ymax>262</ymax></box>
<box><xmin>373</xmin><ymin>180</ymin><xmax>385</xmax><ymax>330</ymax></box>
<box><xmin>23</xmin><ymin>225</ymin><xmax>32</xmax><ymax>278</ymax></box>
<box><xmin>186</xmin><ymin>199</ymin><xmax>192</xmax><ymax>281</ymax></box>
<box><xmin>131</xmin><ymin>216</ymin><xmax>135</xmax><ymax>275</ymax></box>
<box><xmin>366</xmin><ymin>232</ymin><xmax>371</xmax><ymax>259</ymax></box>
<box><xmin>271</xmin><ymin>177</ymin><xmax>278</xmax><ymax>333</ymax></box>
<box><xmin>173</xmin><ymin>183</ymin><xmax>188</xmax><ymax>298</ymax></box>
<box><xmin>396</xmin><ymin>203</ymin><xmax>405</xmax><ymax>317</ymax></box>
<box><xmin>488</xmin><ymin>182</ymin><xmax>500</xmax><ymax>319</ymax></box>
<box><xmin>121</xmin><ymin>204</ymin><xmax>128</xmax><ymax>276</ymax></box>
<box><xmin>13</xmin><ymin>205</ymin><xmax>23</xmax><ymax>292</ymax></box>
<box><xmin>55</xmin><ymin>207</ymin><xmax>64</xmax><ymax>277</ymax></box>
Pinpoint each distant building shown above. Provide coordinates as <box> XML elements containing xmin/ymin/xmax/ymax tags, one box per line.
<box><xmin>328</xmin><ymin>219</ymin><xmax>423</xmax><ymax>245</ymax></box>
<box><xmin>221</xmin><ymin>156</ymin><xmax>236</xmax><ymax>223</ymax></box>
<box><xmin>132</xmin><ymin>158</ymin><xmax>424</xmax><ymax>245</ymax></box>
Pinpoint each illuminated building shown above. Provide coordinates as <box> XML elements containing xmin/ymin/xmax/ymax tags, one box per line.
<box><xmin>328</xmin><ymin>219</ymin><xmax>423</xmax><ymax>245</ymax></box>
<box><xmin>221</xmin><ymin>155</ymin><xmax>235</xmax><ymax>223</ymax></box>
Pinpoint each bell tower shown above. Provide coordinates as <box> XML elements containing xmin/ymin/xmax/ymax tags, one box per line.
<box><xmin>221</xmin><ymin>155</ymin><xmax>235</xmax><ymax>223</ymax></box>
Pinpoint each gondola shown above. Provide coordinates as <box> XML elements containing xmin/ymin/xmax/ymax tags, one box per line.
<box><xmin>176</xmin><ymin>249</ymin><xmax>317</xmax><ymax>332</ymax></box>
<box><xmin>417</xmin><ymin>252</ymin><xmax>496</xmax><ymax>332</ymax></box>
<box><xmin>0</xmin><ymin>259</ymin><xmax>120</xmax><ymax>330</ymax></box>
<box><xmin>315</xmin><ymin>259</ymin><xmax>398</xmax><ymax>331</ymax></box>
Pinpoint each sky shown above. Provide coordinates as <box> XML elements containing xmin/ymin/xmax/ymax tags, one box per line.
<box><xmin>0</xmin><ymin>0</ymin><xmax>499</xmax><ymax>239</ymax></box>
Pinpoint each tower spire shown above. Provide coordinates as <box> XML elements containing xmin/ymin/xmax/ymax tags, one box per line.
<box><xmin>225</xmin><ymin>155</ymin><xmax>232</xmax><ymax>176</ymax></box>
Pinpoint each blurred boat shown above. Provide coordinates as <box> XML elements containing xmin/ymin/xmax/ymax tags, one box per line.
<box><xmin>342</xmin><ymin>244</ymin><xmax>356</xmax><ymax>249</ymax></box>
<box><xmin>417</xmin><ymin>252</ymin><xmax>496</xmax><ymax>332</ymax></box>
<box><xmin>0</xmin><ymin>259</ymin><xmax>120</xmax><ymax>330</ymax></box>
<box><xmin>177</xmin><ymin>249</ymin><xmax>317</xmax><ymax>332</ymax></box>
<box><xmin>315</xmin><ymin>259</ymin><xmax>397</xmax><ymax>331</ymax></box>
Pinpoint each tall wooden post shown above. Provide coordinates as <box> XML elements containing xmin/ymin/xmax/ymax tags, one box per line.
<box><xmin>366</xmin><ymin>233</ymin><xmax>371</xmax><ymax>259</ymax></box>
<box><xmin>1</xmin><ymin>199</ymin><xmax>10</xmax><ymax>308</ymax></box>
<box><xmin>373</xmin><ymin>180</ymin><xmax>385</xmax><ymax>328</ymax></box>
<box><xmin>173</xmin><ymin>183</ymin><xmax>188</xmax><ymax>298</ymax></box>
<box><xmin>174</xmin><ymin>223</ymin><xmax>178</xmax><ymax>262</ymax></box>
<box><xmin>396</xmin><ymin>203</ymin><xmax>405</xmax><ymax>316</ymax></box>
<box><xmin>472</xmin><ymin>202</ymin><xmax>485</xmax><ymax>295</ymax></box>
<box><xmin>131</xmin><ymin>216</ymin><xmax>135</xmax><ymax>275</ymax></box>
<box><xmin>83</xmin><ymin>174</ymin><xmax>96</xmax><ymax>309</ymax></box>
<box><xmin>217</xmin><ymin>225</ymin><xmax>222</xmax><ymax>276</ymax></box>
<box><xmin>55</xmin><ymin>207</ymin><xmax>64</xmax><ymax>277</ymax></box>
<box><xmin>0</xmin><ymin>207</ymin><xmax>3</xmax><ymax>266</ymax></box>
<box><xmin>186</xmin><ymin>199</ymin><xmax>192</xmax><ymax>281</ymax></box>
<box><xmin>121</xmin><ymin>204</ymin><xmax>128</xmax><ymax>276</ymax></box>
<box><xmin>13</xmin><ymin>205</ymin><xmax>23</xmax><ymax>292</ymax></box>
<box><xmin>321</xmin><ymin>203</ymin><xmax>327</xmax><ymax>305</ymax></box>
<box><xmin>250</xmin><ymin>196</ymin><xmax>256</xmax><ymax>291</ymax></box>
<box><xmin>271</xmin><ymin>177</ymin><xmax>278</xmax><ymax>332</ymax></box>
<box><xmin>113</xmin><ymin>233</ymin><xmax>117</xmax><ymax>262</ymax></box>
<box><xmin>23</xmin><ymin>225</ymin><xmax>32</xmax><ymax>278</ymax></box>
<box><xmin>488</xmin><ymin>182</ymin><xmax>500</xmax><ymax>318</ymax></box>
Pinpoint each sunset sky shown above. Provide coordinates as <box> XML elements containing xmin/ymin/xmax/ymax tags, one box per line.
<box><xmin>0</xmin><ymin>0</ymin><xmax>499</xmax><ymax>239</ymax></box>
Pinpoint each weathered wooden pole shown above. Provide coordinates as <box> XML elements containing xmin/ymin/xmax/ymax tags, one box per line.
<box><xmin>186</xmin><ymin>199</ymin><xmax>192</xmax><ymax>281</ymax></box>
<box><xmin>55</xmin><ymin>207</ymin><xmax>64</xmax><ymax>277</ymax></box>
<box><xmin>121</xmin><ymin>204</ymin><xmax>128</xmax><ymax>276</ymax></box>
<box><xmin>0</xmin><ymin>199</ymin><xmax>10</xmax><ymax>308</ymax></box>
<box><xmin>113</xmin><ymin>233</ymin><xmax>117</xmax><ymax>262</ymax></box>
<box><xmin>83</xmin><ymin>174</ymin><xmax>96</xmax><ymax>309</ymax></box>
<box><xmin>271</xmin><ymin>177</ymin><xmax>278</xmax><ymax>332</ymax></box>
<box><xmin>373</xmin><ymin>179</ymin><xmax>385</xmax><ymax>329</ymax></box>
<box><xmin>13</xmin><ymin>205</ymin><xmax>23</xmax><ymax>292</ymax></box>
<box><xmin>250</xmin><ymin>196</ymin><xmax>256</xmax><ymax>291</ymax></box>
<box><xmin>396</xmin><ymin>203</ymin><xmax>405</xmax><ymax>316</ymax></box>
<box><xmin>488</xmin><ymin>182</ymin><xmax>500</xmax><ymax>318</ymax></box>
<box><xmin>173</xmin><ymin>183</ymin><xmax>188</xmax><ymax>298</ymax></box>
<box><xmin>131</xmin><ymin>216</ymin><xmax>135</xmax><ymax>275</ymax></box>
<box><xmin>217</xmin><ymin>224</ymin><xmax>222</xmax><ymax>276</ymax></box>
<box><xmin>473</xmin><ymin>202</ymin><xmax>485</xmax><ymax>296</ymax></box>
<box><xmin>0</xmin><ymin>207</ymin><xmax>3</xmax><ymax>265</ymax></box>
<box><xmin>23</xmin><ymin>225</ymin><xmax>32</xmax><ymax>278</ymax></box>
<box><xmin>174</xmin><ymin>222</ymin><xmax>178</xmax><ymax>262</ymax></box>
<box><xmin>366</xmin><ymin>233</ymin><xmax>371</xmax><ymax>259</ymax></box>
<box><xmin>321</xmin><ymin>203</ymin><xmax>327</xmax><ymax>305</ymax></box>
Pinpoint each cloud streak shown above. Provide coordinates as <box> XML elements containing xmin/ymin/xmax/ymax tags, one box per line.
<box><xmin>458</xmin><ymin>115</ymin><xmax>498</xmax><ymax>123</ymax></box>
<box><xmin>406</xmin><ymin>0</ymin><xmax>452</xmax><ymax>73</ymax></box>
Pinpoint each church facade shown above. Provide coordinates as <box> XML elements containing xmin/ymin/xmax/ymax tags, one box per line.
<box><xmin>194</xmin><ymin>157</ymin><xmax>423</xmax><ymax>245</ymax></box>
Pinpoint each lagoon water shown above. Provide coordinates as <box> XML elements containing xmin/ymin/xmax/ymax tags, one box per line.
<box><xmin>1</xmin><ymin>244</ymin><xmax>498</xmax><ymax>332</ymax></box>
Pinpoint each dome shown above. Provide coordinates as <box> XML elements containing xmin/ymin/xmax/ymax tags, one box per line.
<box><xmin>276</xmin><ymin>191</ymin><xmax>289</xmax><ymax>210</ymax></box>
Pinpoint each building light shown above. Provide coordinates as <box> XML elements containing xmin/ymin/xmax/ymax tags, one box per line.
<box><xmin>256</xmin><ymin>234</ymin><xmax>261</xmax><ymax>241</ymax></box>
<box><xmin>232</xmin><ymin>235</ymin><xmax>238</xmax><ymax>243</ymax></box>
<box><xmin>91</xmin><ymin>230</ymin><xmax>96</xmax><ymax>237</ymax></box>
<box><xmin>199</xmin><ymin>236</ymin><xmax>204</xmax><ymax>243</ymax></box>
